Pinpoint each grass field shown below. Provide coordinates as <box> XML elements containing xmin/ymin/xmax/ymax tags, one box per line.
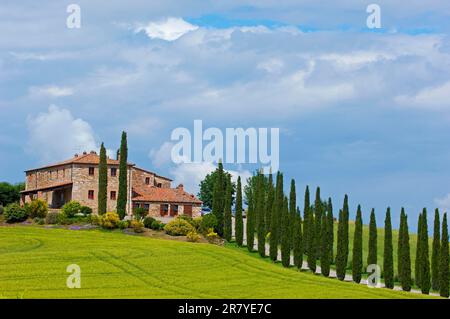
<box><xmin>0</xmin><ymin>225</ymin><xmax>436</xmax><ymax>299</ymax></box>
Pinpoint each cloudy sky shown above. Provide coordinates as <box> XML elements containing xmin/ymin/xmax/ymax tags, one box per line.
<box><xmin>1</xmin><ymin>0</ymin><xmax>450</xmax><ymax>229</ymax></box>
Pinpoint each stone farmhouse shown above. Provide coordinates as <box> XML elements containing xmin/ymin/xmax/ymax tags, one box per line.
<box><xmin>20</xmin><ymin>151</ymin><xmax>202</xmax><ymax>218</ymax></box>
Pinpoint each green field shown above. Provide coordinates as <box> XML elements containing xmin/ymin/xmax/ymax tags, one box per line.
<box><xmin>0</xmin><ymin>225</ymin><xmax>435</xmax><ymax>299</ymax></box>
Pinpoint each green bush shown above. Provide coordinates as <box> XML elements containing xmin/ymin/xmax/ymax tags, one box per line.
<box><xmin>88</xmin><ymin>214</ymin><xmax>102</xmax><ymax>226</ymax></box>
<box><xmin>131</xmin><ymin>220</ymin><xmax>145</xmax><ymax>233</ymax></box>
<box><xmin>80</xmin><ymin>206</ymin><xmax>93</xmax><ymax>215</ymax></box>
<box><xmin>61</xmin><ymin>201</ymin><xmax>82</xmax><ymax>218</ymax></box>
<box><xmin>164</xmin><ymin>218</ymin><xmax>194</xmax><ymax>236</ymax></box>
<box><xmin>45</xmin><ymin>211</ymin><xmax>61</xmax><ymax>225</ymax></box>
<box><xmin>0</xmin><ymin>205</ymin><xmax>4</xmax><ymax>215</ymax></box>
<box><xmin>206</xmin><ymin>228</ymin><xmax>221</xmax><ymax>244</ymax></box>
<box><xmin>200</xmin><ymin>214</ymin><xmax>218</xmax><ymax>234</ymax></box>
<box><xmin>150</xmin><ymin>220</ymin><xmax>165</xmax><ymax>230</ymax></box>
<box><xmin>33</xmin><ymin>217</ymin><xmax>45</xmax><ymax>225</ymax></box>
<box><xmin>117</xmin><ymin>220</ymin><xmax>129</xmax><ymax>229</ymax></box>
<box><xmin>191</xmin><ymin>217</ymin><xmax>203</xmax><ymax>231</ymax></box>
<box><xmin>133</xmin><ymin>207</ymin><xmax>148</xmax><ymax>221</ymax></box>
<box><xmin>28</xmin><ymin>199</ymin><xmax>48</xmax><ymax>219</ymax></box>
<box><xmin>143</xmin><ymin>216</ymin><xmax>156</xmax><ymax>228</ymax></box>
<box><xmin>100</xmin><ymin>212</ymin><xmax>120</xmax><ymax>229</ymax></box>
<box><xmin>4</xmin><ymin>203</ymin><xmax>28</xmax><ymax>223</ymax></box>
<box><xmin>187</xmin><ymin>230</ymin><xmax>201</xmax><ymax>242</ymax></box>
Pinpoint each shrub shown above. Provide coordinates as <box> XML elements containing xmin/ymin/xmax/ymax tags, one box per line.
<box><xmin>187</xmin><ymin>230</ymin><xmax>201</xmax><ymax>242</ymax></box>
<box><xmin>88</xmin><ymin>214</ymin><xmax>102</xmax><ymax>226</ymax></box>
<box><xmin>117</xmin><ymin>220</ymin><xmax>129</xmax><ymax>230</ymax></box>
<box><xmin>151</xmin><ymin>220</ymin><xmax>165</xmax><ymax>230</ymax></box>
<box><xmin>62</xmin><ymin>201</ymin><xmax>82</xmax><ymax>218</ymax></box>
<box><xmin>200</xmin><ymin>214</ymin><xmax>218</xmax><ymax>234</ymax></box>
<box><xmin>4</xmin><ymin>203</ymin><xmax>28</xmax><ymax>223</ymax></box>
<box><xmin>33</xmin><ymin>217</ymin><xmax>45</xmax><ymax>225</ymax></box>
<box><xmin>0</xmin><ymin>205</ymin><xmax>4</xmax><ymax>215</ymax></box>
<box><xmin>178</xmin><ymin>214</ymin><xmax>194</xmax><ymax>223</ymax></box>
<box><xmin>45</xmin><ymin>211</ymin><xmax>61</xmax><ymax>224</ymax></box>
<box><xmin>100</xmin><ymin>212</ymin><xmax>120</xmax><ymax>229</ymax></box>
<box><xmin>164</xmin><ymin>218</ymin><xmax>195</xmax><ymax>236</ymax></box>
<box><xmin>206</xmin><ymin>228</ymin><xmax>221</xmax><ymax>244</ymax></box>
<box><xmin>28</xmin><ymin>199</ymin><xmax>48</xmax><ymax>218</ymax></box>
<box><xmin>130</xmin><ymin>220</ymin><xmax>145</xmax><ymax>233</ymax></box>
<box><xmin>133</xmin><ymin>207</ymin><xmax>148</xmax><ymax>221</ymax></box>
<box><xmin>80</xmin><ymin>206</ymin><xmax>93</xmax><ymax>215</ymax></box>
<box><xmin>143</xmin><ymin>216</ymin><xmax>156</xmax><ymax>228</ymax></box>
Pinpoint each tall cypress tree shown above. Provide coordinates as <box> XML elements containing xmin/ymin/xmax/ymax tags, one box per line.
<box><xmin>117</xmin><ymin>131</ymin><xmax>128</xmax><ymax>219</ymax></box>
<box><xmin>223</xmin><ymin>175</ymin><xmax>232</xmax><ymax>242</ymax></box>
<box><xmin>415</xmin><ymin>213</ymin><xmax>423</xmax><ymax>288</ymax></box>
<box><xmin>306</xmin><ymin>206</ymin><xmax>316</xmax><ymax>272</ymax></box>
<box><xmin>257</xmin><ymin>172</ymin><xmax>266</xmax><ymax>257</ymax></box>
<box><xmin>383</xmin><ymin>207</ymin><xmax>394</xmax><ymax>289</ymax></box>
<box><xmin>97</xmin><ymin>142</ymin><xmax>108</xmax><ymax>216</ymax></box>
<box><xmin>327</xmin><ymin>198</ymin><xmax>334</xmax><ymax>264</ymax></box>
<box><xmin>400</xmin><ymin>211</ymin><xmax>412</xmax><ymax>291</ymax></box>
<box><xmin>420</xmin><ymin>208</ymin><xmax>431</xmax><ymax>294</ymax></box>
<box><xmin>431</xmin><ymin>208</ymin><xmax>441</xmax><ymax>291</ymax></box>
<box><xmin>281</xmin><ymin>196</ymin><xmax>290</xmax><ymax>267</ymax></box>
<box><xmin>303</xmin><ymin>186</ymin><xmax>310</xmax><ymax>251</ymax></box>
<box><xmin>269</xmin><ymin>172</ymin><xmax>282</xmax><ymax>261</ymax></box>
<box><xmin>439</xmin><ymin>213</ymin><xmax>449</xmax><ymax>298</ymax></box>
<box><xmin>320</xmin><ymin>211</ymin><xmax>330</xmax><ymax>277</ymax></box>
<box><xmin>235</xmin><ymin>177</ymin><xmax>243</xmax><ymax>246</ymax></box>
<box><xmin>265</xmin><ymin>173</ymin><xmax>274</xmax><ymax>234</ymax></box>
<box><xmin>293</xmin><ymin>209</ymin><xmax>303</xmax><ymax>269</ymax></box>
<box><xmin>212</xmin><ymin>161</ymin><xmax>226</xmax><ymax>236</ymax></box>
<box><xmin>314</xmin><ymin>187</ymin><xmax>322</xmax><ymax>259</ymax></box>
<box><xmin>289</xmin><ymin>179</ymin><xmax>296</xmax><ymax>251</ymax></box>
<box><xmin>352</xmin><ymin>205</ymin><xmax>363</xmax><ymax>283</ymax></box>
<box><xmin>336</xmin><ymin>209</ymin><xmax>344</xmax><ymax>280</ymax></box>
<box><xmin>342</xmin><ymin>195</ymin><xmax>350</xmax><ymax>270</ymax></box>
<box><xmin>398</xmin><ymin>208</ymin><xmax>405</xmax><ymax>284</ymax></box>
<box><xmin>246</xmin><ymin>185</ymin><xmax>255</xmax><ymax>252</ymax></box>
<box><xmin>367</xmin><ymin>208</ymin><xmax>377</xmax><ymax>267</ymax></box>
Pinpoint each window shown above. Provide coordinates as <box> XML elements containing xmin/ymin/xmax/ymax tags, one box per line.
<box><xmin>157</xmin><ymin>183</ymin><xmax>162</xmax><ymax>188</ymax></box>
<box><xmin>110</xmin><ymin>191</ymin><xmax>116</xmax><ymax>200</ymax></box>
<box><xmin>88</xmin><ymin>190</ymin><xmax>94</xmax><ymax>200</ymax></box>
<box><xmin>145</xmin><ymin>177</ymin><xmax>150</xmax><ymax>185</ymax></box>
<box><xmin>89</xmin><ymin>167</ymin><xmax>95</xmax><ymax>176</ymax></box>
<box><xmin>111</xmin><ymin>168</ymin><xmax>117</xmax><ymax>177</ymax></box>
<box><xmin>144</xmin><ymin>203</ymin><xmax>150</xmax><ymax>210</ymax></box>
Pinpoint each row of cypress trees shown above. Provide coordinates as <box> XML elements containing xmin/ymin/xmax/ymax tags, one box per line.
<box><xmin>216</xmin><ymin>167</ymin><xmax>449</xmax><ymax>297</ymax></box>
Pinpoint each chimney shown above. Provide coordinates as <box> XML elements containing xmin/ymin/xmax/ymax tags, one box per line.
<box><xmin>74</xmin><ymin>153</ymin><xmax>79</xmax><ymax>158</ymax></box>
<box><xmin>82</xmin><ymin>151</ymin><xmax>87</xmax><ymax>155</ymax></box>
<box><xmin>90</xmin><ymin>150</ymin><xmax>97</xmax><ymax>155</ymax></box>
<box><xmin>177</xmin><ymin>184</ymin><xmax>184</xmax><ymax>191</ymax></box>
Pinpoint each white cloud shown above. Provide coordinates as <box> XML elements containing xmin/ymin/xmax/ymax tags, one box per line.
<box><xmin>149</xmin><ymin>141</ymin><xmax>174</xmax><ymax>167</ymax></box>
<box><xmin>395</xmin><ymin>81</ymin><xmax>450</xmax><ymax>110</ymax></box>
<box><xmin>135</xmin><ymin>17</ymin><xmax>198</xmax><ymax>41</ymax></box>
<box><xmin>434</xmin><ymin>193</ymin><xmax>450</xmax><ymax>214</ymax></box>
<box><xmin>126</xmin><ymin>117</ymin><xmax>163</xmax><ymax>137</ymax></box>
<box><xmin>29</xmin><ymin>85</ymin><xmax>74</xmax><ymax>97</ymax></box>
<box><xmin>26</xmin><ymin>105</ymin><xmax>100</xmax><ymax>163</ymax></box>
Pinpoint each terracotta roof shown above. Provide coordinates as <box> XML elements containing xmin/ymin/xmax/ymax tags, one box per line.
<box><xmin>25</xmin><ymin>153</ymin><xmax>134</xmax><ymax>172</ymax></box>
<box><xmin>132</xmin><ymin>186</ymin><xmax>202</xmax><ymax>204</ymax></box>
<box><xmin>20</xmin><ymin>182</ymin><xmax>73</xmax><ymax>194</ymax></box>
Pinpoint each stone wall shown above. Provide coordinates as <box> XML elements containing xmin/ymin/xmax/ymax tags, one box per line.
<box><xmin>25</xmin><ymin>164</ymin><xmax>72</xmax><ymax>190</ymax></box>
<box><xmin>136</xmin><ymin>202</ymin><xmax>201</xmax><ymax>218</ymax></box>
<box><xmin>132</xmin><ymin>168</ymin><xmax>155</xmax><ymax>190</ymax></box>
<box><xmin>154</xmin><ymin>176</ymin><xmax>171</xmax><ymax>188</ymax></box>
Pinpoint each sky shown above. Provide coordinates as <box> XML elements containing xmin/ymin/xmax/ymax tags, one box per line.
<box><xmin>1</xmin><ymin>0</ymin><xmax>450</xmax><ymax>230</ymax></box>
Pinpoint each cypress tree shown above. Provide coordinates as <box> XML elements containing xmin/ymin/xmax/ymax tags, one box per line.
<box><xmin>439</xmin><ymin>213</ymin><xmax>449</xmax><ymax>298</ymax></box>
<box><xmin>336</xmin><ymin>209</ymin><xmax>346</xmax><ymax>280</ymax></box>
<box><xmin>235</xmin><ymin>177</ymin><xmax>243</xmax><ymax>246</ymax></box>
<box><xmin>303</xmin><ymin>186</ymin><xmax>310</xmax><ymax>251</ymax></box>
<box><xmin>320</xmin><ymin>211</ymin><xmax>330</xmax><ymax>277</ymax></box>
<box><xmin>281</xmin><ymin>196</ymin><xmax>290</xmax><ymax>267</ymax></box>
<box><xmin>246</xmin><ymin>186</ymin><xmax>255</xmax><ymax>252</ymax></box>
<box><xmin>265</xmin><ymin>172</ymin><xmax>274</xmax><ymax>234</ymax></box>
<box><xmin>212</xmin><ymin>161</ymin><xmax>226</xmax><ymax>236</ymax></box>
<box><xmin>415</xmin><ymin>213</ymin><xmax>423</xmax><ymax>288</ymax></box>
<box><xmin>431</xmin><ymin>208</ymin><xmax>441</xmax><ymax>291</ymax></box>
<box><xmin>97</xmin><ymin>142</ymin><xmax>107</xmax><ymax>216</ymax></box>
<box><xmin>420</xmin><ymin>208</ymin><xmax>431</xmax><ymax>294</ymax></box>
<box><xmin>383</xmin><ymin>207</ymin><xmax>394</xmax><ymax>289</ymax></box>
<box><xmin>117</xmin><ymin>131</ymin><xmax>128</xmax><ymax>219</ymax></box>
<box><xmin>352</xmin><ymin>205</ymin><xmax>363</xmax><ymax>283</ymax></box>
<box><xmin>314</xmin><ymin>187</ymin><xmax>322</xmax><ymax>259</ymax></box>
<box><xmin>257</xmin><ymin>172</ymin><xmax>266</xmax><ymax>257</ymax></box>
<box><xmin>306</xmin><ymin>206</ymin><xmax>316</xmax><ymax>272</ymax></box>
<box><xmin>342</xmin><ymin>195</ymin><xmax>350</xmax><ymax>270</ymax></box>
<box><xmin>327</xmin><ymin>198</ymin><xmax>334</xmax><ymax>264</ymax></box>
<box><xmin>398</xmin><ymin>208</ymin><xmax>405</xmax><ymax>283</ymax></box>
<box><xmin>293</xmin><ymin>209</ymin><xmax>303</xmax><ymax>269</ymax></box>
<box><xmin>223</xmin><ymin>175</ymin><xmax>232</xmax><ymax>242</ymax></box>
<box><xmin>367</xmin><ymin>208</ymin><xmax>377</xmax><ymax>267</ymax></box>
<box><xmin>289</xmin><ymin>179</ymin><xmax>296</xmax><ymax>251</ymax></box>
<box><xmin>400</xmin><ymin>211</ymin><xmax>412</xmax><ymax>291</ymax></box>
<box><xmin>269</xmin><ymin>172</ymin><xmax>282</xmax><ymax>261</ymax></box>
